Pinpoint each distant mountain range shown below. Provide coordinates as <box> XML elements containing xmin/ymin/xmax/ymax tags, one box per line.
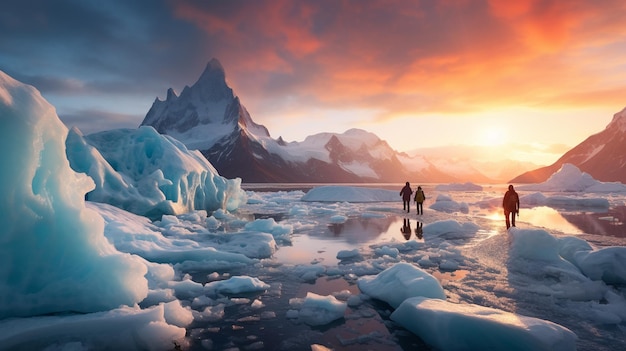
<box><xmin>406</xmin><ymin>145</ymin><xmax>541</xmax><ymax>184</ymax></box>
<box><xmin>140</xmin><ymin>58</ymin><xmax>459</xmax><ymax>183</ymax></box>
<box><xmin>140</xmin><ymin>58</ymin><xmax>625</xmax><ymax>184</ymax></box>
<box><xmin>511</xmin><ymin>108</ymin><xmax>626</xmax><ymax>184</ymax></box>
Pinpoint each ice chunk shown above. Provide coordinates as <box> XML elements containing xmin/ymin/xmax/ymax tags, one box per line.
<box><xmin>571</xmin><ymin>246</ymin><xmax>626</xmax><ymax>285</ymax></box>
<box><xmin>0</xmin><ymin>304</ymin><xmax>188</xmax><ymax>351</ymax></box>
<box><xmin>205</xmin><ymin>276</ymin><xmax>270</xmax><ymax>295</ymax></box>
<box><xmin>430</xmin><ymin>194</ymin><xmax>469</xmax><ymax>213</ymax></box>
<box><xmin>391</xmin><ymin>297</ymin><xmax>577</xmax><ymax>351</ymax></box>
<box><xmin>357</xmin><ymin>262</ymin><xmax>445</xmax><ymax>308</ymax></box>
<box><xmin>337</xmin><ymin>249</ymin><xmax>362</xmax><ymax>261</ymax></box>
<box><xmin>374</xmin><ymin>246</ymin><xmax>400</xmax><ymax>258</ymax></box>
<box><xmin>423</xmin><ymin>220</ymin><xmax>479</xmax><ymax>240</ymax></box>
<box><xmin>289</xmin><ymin>292</ymin><xmax>347</xmax><ymax>326</ymax></box>
<box><xmin>330</xmin><ymin>214</ymin><xmax>348</xmax><ymax>223</ymax></box>
<box><xmin>244</xmin><ymin>217</ymin><xmax>293</xmax><ymax>243</ymax></box>
<box><xmin>508</xmin><ymin>228</ymin><xmax>608</xmax><ymax>301</ymax></box>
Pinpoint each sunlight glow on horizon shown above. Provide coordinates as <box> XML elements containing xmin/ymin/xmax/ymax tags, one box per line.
<box><xmin>258</xmin><ymin>104</ymin><xmax>615</xmax><ymax>166</ymax></box>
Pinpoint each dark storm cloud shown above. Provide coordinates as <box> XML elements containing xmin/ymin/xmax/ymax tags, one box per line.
<box><xmin>0</xmin><ymin>0</ymin><xmax>212</xmax><ymax>97</ymax></box>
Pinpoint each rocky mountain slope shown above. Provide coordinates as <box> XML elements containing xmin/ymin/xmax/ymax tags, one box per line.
<box><xmin>511</xmin><ymin>108</ymin><xmax>626</xmax><ymax>184</ymax></box>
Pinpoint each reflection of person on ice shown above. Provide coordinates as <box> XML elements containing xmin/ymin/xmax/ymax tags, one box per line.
<box><xmin>415</xmin><ymin>221</ymin><xmax>423</xmax><ymax>240</ymax></box>
<box><xmin>503</xmin><ymin>184</ymin><xmax>520</xmax><ymax>229</ymax></box>
<box><xmin>401</xmin><ymin>218</ymin><xmax>412</xmax><ymax>240</ymax></box>
<box><xmin>399</xmin><ymin>182</ymin><xmax>413</xmax><ymax>213</ymax></box>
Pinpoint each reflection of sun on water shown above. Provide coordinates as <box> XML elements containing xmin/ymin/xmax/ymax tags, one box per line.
<box><xmin>485</xmin><ymin>206</ymin><xmax>584</xmax><ymax>234</ymax></box>
<box><xmin>480</xmin><ymin>205</ymin><xmax>587</xmax><ymax>234</ymax></box>
<box><xmin>476</xmin><ymin>211</ymin><xmax>505</xmax><ymax>239</ymax></box>
<box><xmin>522</xmin><ymin>206</ymin><xmax>584</xmax><ymax>234</ymax></box>
<box><xmin>485</xmin><ymin>211</ymin><xmax>503</xmax><ymax>221</ymax></box>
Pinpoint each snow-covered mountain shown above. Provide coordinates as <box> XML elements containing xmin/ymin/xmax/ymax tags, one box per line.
<box><xmin>142</xmin><ymin>58</ymin><xmax>270</xmax><ymax>151</ymax></box>
<box><xmin>511</xmin><ymin>108</ymin><xmax>626</xmax><ymax>184</ymax></box>
<box><xmin>141</xmin><ymin>59</ymin><xmax>457</xmax><ymax>183</ymax></box>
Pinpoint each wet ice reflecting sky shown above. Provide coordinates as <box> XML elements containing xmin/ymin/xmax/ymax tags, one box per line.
<box><xmin>267</xmin><ymin>184</ymin><xmax>626</xmax><ymax>266</ymax></box>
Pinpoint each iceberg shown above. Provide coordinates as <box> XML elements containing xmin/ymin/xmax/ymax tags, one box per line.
<box><xmin>66</xmin><ymin>126</ymin><xmax>247</xmax><ymax>219</ymax></box>
<box><xmin>518</xmin><ymin>163</ymin><xmax>626</xmax><ymax>193</ymax></box>
<box><xmin>0</xmin><ymin>71</ymin><xmax>149</xmax><ymax>318</ymax></box>
<box><xmin>302</xmin><ymin>185</ymin><xmax>399</xmax><ymax>202</ymax></box>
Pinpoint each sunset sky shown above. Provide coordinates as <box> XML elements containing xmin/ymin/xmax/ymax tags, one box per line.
<box><xmin>2</xmin><ymin>0</ymin><xmax>625</xmax><ymax>165</ymax></box>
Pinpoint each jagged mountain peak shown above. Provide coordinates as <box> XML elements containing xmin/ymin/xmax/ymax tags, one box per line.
<box><xmin>204</xmin><ymin>58</ymin><xmax>225</xmax><ymax>74</ymax></box>
<box><xmin>141</xmin><ymin>58</ymin><xmax>269</xmax><ymax>151</ymax></box>
<box><xmin>166</xmin><ymin>87</ymin><xmax>177</xmax><ymax>100</ymax></box>
<box><xmin>194</xmin><ymin>58</ymin><xmax>226</xmax><ymax>87</ymax></box>
<box><xmin>184</xmin><ymin>58</ymin><xmax>233</xmax><ymax>103</ymax></box>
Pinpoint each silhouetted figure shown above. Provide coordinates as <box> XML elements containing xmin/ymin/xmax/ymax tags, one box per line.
<box><xmin>401</xmin><ymin>218</ymin><xmax>412</xmax><ymax>240</ymax></box>
<box><xmin>503</xmin><ymin>184</ymin><xmax>520</xmax><ymax>229</ymax></box>
<box><xmin>414</xmin><ymin>185</ymin><xmax>426</xmax><ymax>215</ymax></box>
<box><xmin>400</xmin><ymin>182</ymin><xmax>413</xmax><ymax>213</ymax></box>
<box><xmin>415</xmin><ymin>221</ymin><xmax>423</xmax><ymax>240</ymax></box>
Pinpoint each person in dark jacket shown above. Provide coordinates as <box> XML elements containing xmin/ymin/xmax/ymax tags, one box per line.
<box><xmin>414</xmin><ymin>185</ymin><xmax>426</xmax><ymax>215</ymax></box>
<box><xmin>503</xmin><ymin>184</ymin><xmax>520</xmax><ymax>229</ymax></box>
<box><xmin>399</xmin><ymin>182</ymin><xmax>413</xmax><ymax>213</ymax></box>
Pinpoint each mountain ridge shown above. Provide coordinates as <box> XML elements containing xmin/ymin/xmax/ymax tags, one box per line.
<box><xmin>510</xmin><ymin>108</ymin><xmax>626</xmax><ymax>184</ymax></box>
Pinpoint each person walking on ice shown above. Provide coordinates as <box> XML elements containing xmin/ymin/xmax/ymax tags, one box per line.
<box><xmin>414</xmin><ymin>185</ymin><xmax>426</xmax><ymax>215</ymax></box>
<box><xmin>399</xmin><ymin>182</ymin><xmax>413</xmax><ymax>213</ymax></box>
<box><xmin>503</xmin><ymin>184</ymin><xmax>520</xmax><ymax>229</ymax></box>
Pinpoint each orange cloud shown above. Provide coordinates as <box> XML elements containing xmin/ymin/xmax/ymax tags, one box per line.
<box><xmin>172</xmin><ymin>0</ymin><xmax>626</xmax><ymax>123</ymax></box>
<box><xmin>488</xmin><ymin>0</ymin><xmax>624</xmax><ymax>53</ymax></box>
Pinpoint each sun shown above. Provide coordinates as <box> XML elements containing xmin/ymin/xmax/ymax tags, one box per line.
<box><xmin>481</xmin><ymin>126</ymin><xmax>508</xmax><ymax>146</ymax></box>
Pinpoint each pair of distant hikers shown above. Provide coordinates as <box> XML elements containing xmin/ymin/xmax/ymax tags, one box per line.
<box><xmin>399</xmin><ymin>182</ymin><xmax>426</xmax><ymax>215</ymax></box>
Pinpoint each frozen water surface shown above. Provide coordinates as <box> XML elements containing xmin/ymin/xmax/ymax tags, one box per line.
<box><xmin>171</xmin><ymin>183</ymin><xmax>626</xmax><ymax>351</ymax></box>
